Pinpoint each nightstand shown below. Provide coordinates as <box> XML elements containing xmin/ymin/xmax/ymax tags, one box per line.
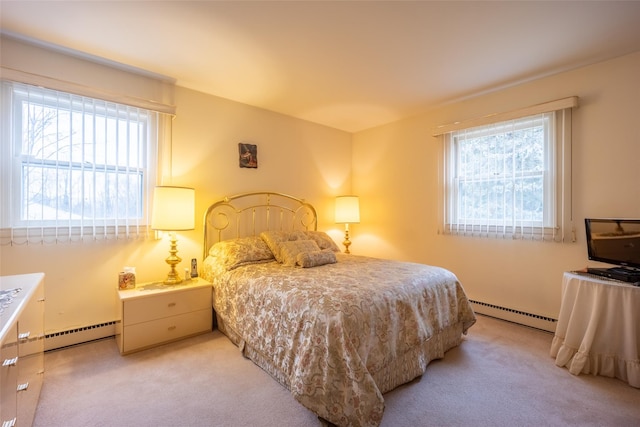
<box><xmin>115</xmin><ymin>278</ymin><xmax>212</xmax><ymax>355</ymax></box>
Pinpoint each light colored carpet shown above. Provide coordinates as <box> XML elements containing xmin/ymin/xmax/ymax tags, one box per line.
<box><xmin>33</xmin><ymin>315</ymin><xmax>640</xmax><ymax>427</ymax></box>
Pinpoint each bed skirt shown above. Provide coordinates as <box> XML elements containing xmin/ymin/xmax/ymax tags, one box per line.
<box><xmin>216</xmin><ymin>313</ymin><xmax>467</xmax><ymax>418</ymax></box>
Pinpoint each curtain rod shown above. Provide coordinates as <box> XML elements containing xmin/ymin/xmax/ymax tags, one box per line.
<box><xmin>432</xmin><ymin>96</ymin><xmax>579</xmax><ymax>136</ymax></box>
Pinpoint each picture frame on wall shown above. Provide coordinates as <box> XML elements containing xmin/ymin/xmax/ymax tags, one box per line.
<box><xmin>239</xmin><ymin>143</ymin><xmax>258</xmax><ymax>168</ymax></box>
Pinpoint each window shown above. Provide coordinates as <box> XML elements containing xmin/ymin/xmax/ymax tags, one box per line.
<box><xmin>1</xmin><ymin>81</ymin><xmax>160</xmax><ymax>244</ymax></box>
<box><xmin>437</xmin><ymin>99</ymin><xmax>576</xmax><ymax>241</ymax></box>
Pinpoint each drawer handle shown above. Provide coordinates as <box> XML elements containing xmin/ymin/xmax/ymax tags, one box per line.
<box><xmin>19</xmin><ymin>331</ymin><xmax>31</xmax><ymax>341</ymax></box>
<box><xmin>168</xmin><ymin>302</ymin><xmax>176</xmax><ymax>308</ymax></box>
<box><xmin>2</xmin><ymin>357</ymin><xmax>18</xmax><ymax>367</ymax></box>
<box><xmin>17</xmin><ymin>382</ymin><xmax>29</xmax><ymax>392</ymax></box>
<box><xmin>168</xmin><ymin>326</ymin><xmax>177</xmax><ymax>331</ymax></box>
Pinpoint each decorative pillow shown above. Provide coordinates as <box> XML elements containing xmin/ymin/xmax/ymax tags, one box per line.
<box><xmin>301</xmin><ymin>231</ymin><xmax>341</xmax><ymax>252</ymax></box>
<box><xmin>207</xmin><ymin>236</ymin><xmax>274</xmax><ymax>271</ymax></box>
<box><xmin>260</xmin><ymin>230</ymin><xmax>306</xmax><ymax>262</ymax></box>
<box><xmin>297</xmin><ymin>249</ymin><xmax>337</xmax><ymax>268</ymax></box>
<box><xmin>279</xmin><ymin>239</ymin><xmax>321</xmax><ymax>266</ymax></box>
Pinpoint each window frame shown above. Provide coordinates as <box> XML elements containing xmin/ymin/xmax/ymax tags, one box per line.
<box><xmin>438</xmin><ymin>105</ymin><xmax>574</xmax><ymax>242</ymax></box>
<box><xmin>1</xmin><ymin>80</ymin><xmax>161</xmax><ymax>243</ymax></box>
<box><xmin>447</xmin><ymin>112</ymin><xmax>553</xmax><ymax>228</ymax></box>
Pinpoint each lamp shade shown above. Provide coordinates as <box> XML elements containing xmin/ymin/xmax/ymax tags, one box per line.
<box><xmin>335</xmin><ymin>195</ymin><xmax>360</xmax><ymax>224</ymax></box>
<box><xmin>151</xmin><ymin>186</ymin><xmax>195</xmax><ymax>231</ymax></box>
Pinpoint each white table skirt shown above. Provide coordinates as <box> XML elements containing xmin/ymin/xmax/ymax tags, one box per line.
<box><xmin>550</xmin><ymin>272</ymin><xmax>640</xmax><ymax>387</ymax></box>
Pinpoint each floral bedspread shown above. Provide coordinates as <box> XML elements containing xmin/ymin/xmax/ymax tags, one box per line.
<box><xmin>202</xmin><ymin>254</ymin><xmax>476</xmax><ymax>427</ymax></box>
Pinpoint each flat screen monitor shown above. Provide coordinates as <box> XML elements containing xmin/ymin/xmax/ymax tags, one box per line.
<box><xmin>585</xmin><ymin>218</ymin><xmax>640</xmax><ymax>270</ymax></box>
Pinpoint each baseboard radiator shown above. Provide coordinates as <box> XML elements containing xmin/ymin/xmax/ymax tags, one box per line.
<box><xmin>470</xmin><ymin>300</ymin><xmax>557</xmax><ymax>333</ymax></box>
<box><xmin>45</xmin><ymin>321</ymin><xmax>117</xmax><ymax>351</ymax></box>
<box><xmin>42</xmin><ymin>302</ymin><xmax>556</xmax><ymax>350</ymax></box>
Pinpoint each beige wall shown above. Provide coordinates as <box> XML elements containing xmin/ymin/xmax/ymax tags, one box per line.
<box><xmin>352</xmin><ymin>52</ymin><xmax>640</xmax><ymax>320</ymax></box>
<box><xmin>0</xmin><ymin>81</ymin><xmax>352</xmax><ymax>334</ymax></box>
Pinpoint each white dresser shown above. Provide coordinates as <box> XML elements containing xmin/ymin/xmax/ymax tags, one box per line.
<box><xmin>115</xmin><ymin>278</ymin><xmax>212</xmax><ymax>355</ymax></box>
<box><xmin>1</xmin><ymin>273</ymin><xmax>45</xmax><ymax>427</ymax></box>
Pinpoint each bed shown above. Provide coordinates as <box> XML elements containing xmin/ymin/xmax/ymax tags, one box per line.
<box><xmin>200</xmin><ymin>192</ymin><xmax>476</xmax><ymax>427</ymax></box>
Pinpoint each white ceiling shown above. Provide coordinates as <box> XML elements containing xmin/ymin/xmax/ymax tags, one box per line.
<box><xmin>2</xmin><ymin>1</ymin><xmax>640</xmax><ymax>133</ymax></box>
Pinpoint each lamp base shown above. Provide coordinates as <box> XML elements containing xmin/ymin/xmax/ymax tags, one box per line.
<box><xmin>342</xmin><ymin>226</ymin><xmax>352</xmax><ymax>254</ymax></box>
<box><xmin>163</xmin><ymin>232</ymin><xmax>183</xmax><ymax>285</ymax></box>
<box><xmin>163</xmin><ymin>269</ymin><xmax>183</xmax><ymax>285</ymax></box>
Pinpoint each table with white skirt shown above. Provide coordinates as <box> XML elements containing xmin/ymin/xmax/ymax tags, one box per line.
<box><xmin>550</xmin><ymin>271</ymin><xmax>640</xmax><ymax>388</ymax></box>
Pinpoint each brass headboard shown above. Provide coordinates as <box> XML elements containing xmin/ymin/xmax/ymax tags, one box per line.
<box><xmin>202</xmin><ymin>192</ymin><xmax>318</xmax><ymax>260</ymax></box>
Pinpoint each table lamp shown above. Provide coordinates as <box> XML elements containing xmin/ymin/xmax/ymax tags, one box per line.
<box><xmin>151</xmin><ymin>186</ymin><xmax>195</xmax><ymax>284</ymax></box>
<box><xmin>335</xmin><ymin>195</ymin><xmax>360</xmax><ymax>254</ymax></box>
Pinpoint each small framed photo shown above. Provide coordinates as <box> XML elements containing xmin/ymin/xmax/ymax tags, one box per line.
<box><xmin>239</xmin><ymin>143</ymin><xmax>258</xmax><ymax>168</ymax></box>
<box><xmin>118</xmin><ymin>271</ymin><xmax>135</xmax><ymax>290</ymax></box>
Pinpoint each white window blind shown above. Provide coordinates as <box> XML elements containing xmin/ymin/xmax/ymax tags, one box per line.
<box><xmin>0</xmin><ymin>80</ymin><xmax>169</xmax><ymax>245</ymax></box>
<box><xmin>436</xmin><ymin>98</ymin><xmax>577</xmax><ymax>242</ymax></box>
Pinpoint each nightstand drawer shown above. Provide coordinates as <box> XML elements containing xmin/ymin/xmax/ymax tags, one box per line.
<box><xmin>123</xmin><ymin>286</ymin><xmax>210</xmax><ymax>326</ymax></box>
<box><xmin>122</xmin><ymin>308</ymin><xmax>212</xmax><ymax>353</ymax></box>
